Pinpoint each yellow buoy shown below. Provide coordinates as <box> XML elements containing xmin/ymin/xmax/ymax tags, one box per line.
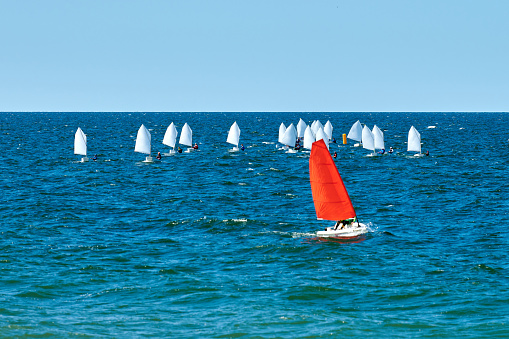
<box><xmin>342</xmin><ymin>133</ymin><xmax>347</xmax><ymax>144</ymax></box>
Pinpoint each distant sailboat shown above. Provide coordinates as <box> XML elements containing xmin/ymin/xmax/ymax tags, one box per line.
<box><xmin>408</xmin><ymin>126</ymin><xmax>422</xmax><ymax>156</ymax></box>
<box><xmin>303</xmin><ymin>126</ymin><xmax>315</xmax><ymax>150</ymax></box>
<box><xmin>362</xmin><ymin>125</ymin><xmax>375</xmax><ymax>156</ymax></box>
<box><xmin>227</xmin><ymin>121</ymin><xmax>241</xmax><ymax>151</ymax></box>
<box><xmin>296</xmin><ymin>118</ymin><xmax>307</xmax><ymax>139</ymax></box>
<box><xmin>179</xmin><ymin>123</ymin><xmax>193</xmax><ymax>152</ymax></box>
<box><xmin>315</xmin><ymin>127</ymin><xmax>329</xmax><ymax>149</ymax></box>
<box><xmin>347</xmin><ymin>120</ymin><xmax>363</xmax><ymax>147</ymax></box>
<box><xmin>311</xmin><ymin>120</ymin><xmax>323</xmax><ymax>136</ymax></box>
<box><xmin>310</xmin><ymin>139</ymin><xmax>368</xmax><ymax>238</ymax></box>
<box><xmin>372</xmin><ymin>125</ymin><xmax>385</xmax><ymax>153</ymax></box>
<box><xmin>135</xmin><ymin>124</ymin><xmax>153</xmax><ymax>162</ymax></box>
<box><xmin>324</xmin><ymin>120</ymin><xmax>333</xmax><ymax>140</ymax></box>
<box><xmin>281</xmin><ymin>123</ymin><xmax>298</xmax><ymax>153</ymax></box>
<box><xmin>162</xmin><ymin>122</ymin><xmax>178</xmax><ymax>155</ymax></box>
<box><xmin>74</xmin><ymin>127</ymin><xmax>88</xmax><ymax>162</ymax></box>
<box><xmin>278</xmin><ymin>123</ymin><xmax>286</xmax><ymax>144</ymax></box>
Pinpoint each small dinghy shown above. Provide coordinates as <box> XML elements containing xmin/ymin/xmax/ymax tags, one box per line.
<box><xmin>296</xmin><ymin>118</ymin><xmax>306</xmax><ymax>140</ymax></box>
<box><xmin>408</xmin><ymin>126</ymin><xmax>423</xmax><ymax>156</ymax></box>
<box><xmin>324</xmin><ymin>120</ymin><xmax>333</xmax><ymax>141</ymax></box>
<box><xmin>227</xmin><ymin>121</ymin><xmax>241</xmax><ymax>151</ymax></box>
<box><xmin>162</xmin><ymin>122</ymin><xmax>178</xmax><ymax>155</ymax></box>
<box><xmin>372</xmin><ymin>125</ymin><xmax>385</xmax><ymax>154</ymax></box>
<box><xmin>310</xmin><ymin>139</ymin><xmax>368</xmax><ymax>238</ymax></box>
<box><xmin>74</xmin><ymin>127</ymin><xmax>88</xmax><ymax>162</ymax></box>
<box><xmin>281</xmin><ymin>123</ymin><xmax>298</xmax><ymax>153</ymax></box>
<box><xmin>179</xmin><ymin>123</ymin><xmax>193</xmax><ymax>152</ymax></box>
<box><xmin>135</xmin><ymin>124</ymin><xmax>153</xmax><ymax>162</ymax></box>
<box><xmin>347</xmin><ymin>120</ymin><xmax>363</xmax><ymax>147</ymax></box>
<box><xmin>362</xmin><ymin>125</ymin><xmax>376</xmax><ymax>156</ymax></box>
<box><xmin>315</xmin><ymin>127</ymin><xmax>329</xmax><ymax>149</ymax></box>
<box><xmin>303</xmin><ymin>125</ymin><xmax>315</xmax><ymax>150</ymax></box>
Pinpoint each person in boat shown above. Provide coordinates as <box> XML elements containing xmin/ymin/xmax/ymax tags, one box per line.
<box><xmin>388</xmin><ymin>147</ymin><xmax>394</xmax><ymax>154</ymax></box>
<box><xmin>333</xmin><ymin>151</ymin><xmax>337</xmax><ymax>159</ymax></box>
<box><xmin>334</xmin><ymin>220</ymin><xmax>346</xmax><ymax>230</ymax></box>
<box><xmin>332</xmin><ymin>137</ymin><xmax>336</xmax><ymax>143</ymax></box>
<box><xmin>92</xmin><ymin>154</ymin><xmax>97</xmax><ymax>161</ymax></box>
<box><xmin>378</xmin><ymin>148</ymin><xmax>385</xmax><ymax>155</ymax></box>
<box><xmin>156</xmin><ymin>152</ymin><xmax>162</xmax><ymax>160</ymax></box>
<box><xmin>193</xmin><ymin>143</ymin><xmax>199</xmax><ymax>150</ymax></box>
<box><xmin>241</xmin><ymin>144</ymin><xmax>245</xmax><ymax>151</ymax></box>
<box><xmin>426</xmin><ymin>150</ymin><xmax>429</xmax><ymax>156</ymax></box>
<box><xmin>177</xmin><ymin>147</ymin><xmax>183</xmax><ymax>153</ymax></box>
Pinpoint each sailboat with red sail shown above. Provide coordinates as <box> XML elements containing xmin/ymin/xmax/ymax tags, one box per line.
<box><xmin>310</xmin><ymin>139</ymin><xmax>368</xmax><ymax>238</ymax></box>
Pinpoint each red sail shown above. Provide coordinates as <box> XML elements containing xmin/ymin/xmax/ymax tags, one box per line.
<box><xmin>309</xmin><ymin>139</ymin><xmax>356</xmax><ymax>220</ymax></box>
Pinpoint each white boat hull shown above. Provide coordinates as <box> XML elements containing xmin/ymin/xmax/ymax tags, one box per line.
<box><xmin>143</xmin><ymin>156</ymin><xmax>153</xmax><ymax>163</ymax></box>
<box><xmin>80</xmin><ymin>157</ymin><xmax>89</xmax><ymax>162</ymax></box>
<box><xmin>317</xmin><ymin>223</ymin><xmax>368</xmax><ymax>238</ymax></box>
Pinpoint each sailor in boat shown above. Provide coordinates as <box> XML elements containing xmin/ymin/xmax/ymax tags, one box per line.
<box><xmin>332</xmin><ymin>218</ymin><xmax>359</xmax><ymax>231</ymax></box>
<box><xmin>177</xmin><ymin>147</ymin><xmax>183</xmax><ymax>153</ymax></box>
<box><xmin>378</xmin><ymin>148</ymin><xmax>385</xmax><ymax>155</ymax></box>
<box><xmin>241</xmin><ymin>144</ymin><xmax>245</xmax><ymax>151</ymax></box>
<box><xmin>333</xmin><ymin>220</ymin><xmax>344</xmax><ymax>230</ymax></box>
<box><xmin>332</xmin><ymin>137</ymin><xmax>336</xmax><ymax>143</ymax></box>
<box><xmin>426</xmin><ymin>150</ymin><xmax>429</xmax><ymax>156</ymax></box>
<box><xmin>388</xmin><ymin>147</ymin><xmax>394</xmax><ymax>154</ymax></box>
<box><xmin>156</xmin><ymin>152</ymin><xmax>162</xmax><ymax>160</ymax></box>
<box><xmin>193</xmin><ymin>143</ymin><xmax>199</xmax><ymax>150</ymax></box>
<box><xmin>92</xmin><ymin>154</ymin><xmax>97</xmax><ymax>161</ymax></box>
<box><xmin>333</xmin><ymin>151</ymin><xmax>337</xmax><ymax>159</ymax></box>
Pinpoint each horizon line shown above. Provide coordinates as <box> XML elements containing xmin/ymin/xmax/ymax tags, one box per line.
<box><xmin>1</xmin><ymin>111</ymin><xmax>508</xmax><ymax>113</ymax></box>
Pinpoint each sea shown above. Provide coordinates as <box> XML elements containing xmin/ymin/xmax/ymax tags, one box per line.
<box><xmin>0</xmin><ymin>112</ymin><xmax>508</xmax><ymax>338</ymax></box>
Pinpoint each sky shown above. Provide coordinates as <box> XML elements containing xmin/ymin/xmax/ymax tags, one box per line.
<box><xmin>0</xmin><ymin>0</ymin><xmax>508</xmax><ymax>112</ymax></box>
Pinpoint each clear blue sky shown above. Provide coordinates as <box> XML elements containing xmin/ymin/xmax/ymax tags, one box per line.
<box><xmin>1</xmin><ymin>0</ymin><xmax>508</xmax><ymax>112</ymax></box>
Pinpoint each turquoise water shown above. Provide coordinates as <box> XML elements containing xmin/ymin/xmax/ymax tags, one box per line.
<box><xmin>1</xmin><ymin>112</ymin><xmax>508</xmax><ymax>337</ymax></box>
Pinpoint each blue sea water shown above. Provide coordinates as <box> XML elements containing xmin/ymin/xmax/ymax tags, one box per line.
<box><xmin>0</xmin><ymin>112</ymin><xmax>508</xmax><ymax>337</ymax></box>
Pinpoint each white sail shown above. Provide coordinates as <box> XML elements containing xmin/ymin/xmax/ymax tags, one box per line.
<box><xmin>372</xmin><ymin>125</ymin><xmax>385</xmax><ymax>150</ymax></box>
<box><xmin>315</xmin><ymin>127</ymin><xmax>329</xmax><ymax>149</ymax></box>
<box><xmin>227</xmin><ymin>121</ymin><xmax>240</xmax><ymax>146</ymax></box>
<box><xmin>362</xmin><ymin>125</ymin><xmax>375</xmax><ymax>152</ymax></box>
<box><xmin>296</xmin><ymin>118</ymin><xmax>306</xmax><ymax>138</ymax></box>
<box><xmin>135</xmin><ymin>124</ymin><xmax>151</xmax><ymax>155</ymax></box>
<box><xmin>281</xmin><ymin>123</ymin><xmax>297</xmax><ymax>146</ymax></box>
<box><xmin>311</xmin><ymin>120</ymin><xmax>323</xmax><ymax>136</ymax></box>
<box><xmin>179</xmin><ymin>123</ymin><xmax>193</xmax><ymax>147</ymax></box>
<box><xmin>163</xmin><ymin>122</ymin><xmax>178</xmax><ymax>148</ymax></box>
<box><xmin>408</xmin><ymin>126</ymin><xmax>421</xmax><ymax>153</ymax></box>
<box><xmin>324</xmin><ymin>120</ymin><xmax>333</xmax><ymax>140</ymax></box>
<box><xmin>278</xmin><ymin>123</ymin><xmax>286</xmax><ymax>143</ymax></box>
<box><xmin>347</xmin><ymin>120</ymin><xmax>363</xmax><ymax>142</ymax></box>
<box><xmin>74</xmin><ymin>127</ymin><xmax>87</xmax><ymax>156</ymax></box>
<box><xmin>304</xmin><ymin>126</ymin><xmax>315</xmax><ymax>150</ymax></box>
